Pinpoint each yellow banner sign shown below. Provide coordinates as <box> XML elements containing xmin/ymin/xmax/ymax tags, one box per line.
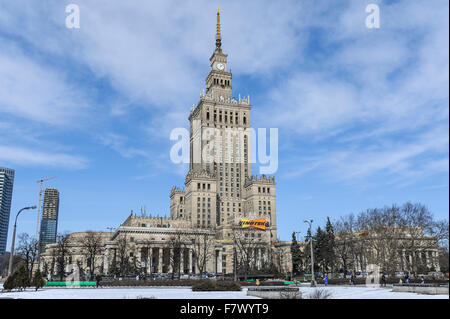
<box><xmin>240</xmin><ymin>218</ymin><xmax>267</xmax><ymax>230</ymax></box>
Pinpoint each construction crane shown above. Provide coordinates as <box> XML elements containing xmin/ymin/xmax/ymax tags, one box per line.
<box><xmin>35</xmin><ymin>176</ymin><xmax>56</xmax><ymax>241</ymax></box>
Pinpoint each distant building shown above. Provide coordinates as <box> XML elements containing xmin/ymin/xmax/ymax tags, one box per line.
<box><xmin>39</xmin><ymin>188</ymin><xmax>60</xmax><ymax>252</ymax></box>
<box><xmin>0</xmin><ymin>167</ymin><xmax>15</xmax><ymax>255</ymax></box>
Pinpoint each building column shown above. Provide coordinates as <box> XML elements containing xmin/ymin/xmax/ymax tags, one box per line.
<box><xmin>148</xmin><ymin>247</ymin><xmax>153</xmax><ymax>274</ymax></box>
<box><xmin>258</xmin><ymin>248</ymin><xmax>262</xmax><ymax>270</ymax></box>
<box><xmin>104</xmin><ymin>248</ymin><xmax>110</xmax><ymax>274</ymax></box>
<box><xmin>169</xmin><ymin>249</ymin><xmax>174</xmax><ymax>273</ymax></box>
<box><xmin>158</xmin><ymin>248</ymin><xmax>163</xmax><ymax>273</ymax></box>
<box><xmin>180</xmin><ymin>248</ymin><xmax>184</xmax><ymax>273</ymax></box>
<box><xmin>251</xmin><ymin>248</ymin><xmax>256</xmax><ymax>269</ymax></box>
<box><xmin>433</xmin><ymin>250</ymin><xmax>440</xmax><ymax>271</ymax></box>
<box><xmin>137</xmin><ymin>246</ymin><xmax>142</xmax><ymax>271</ymax></box>
<box><xmin>217</xmin><ymin>250</ymin><xmax>223</xmax><ymax>274</ymax></box>
<box><xmin>262</xmin><ymin>248</ymin><xmax>267</xmax><ymax>264</ymax></box>
<box><xmin>188</xmin><ymin>248</ymin><xmax>193</xmax><ymax>274</ymax></box>
<box><xmin>401</xmin><ymin>250</ymin><xmax>406</xmax><ymax>270</ymax></box>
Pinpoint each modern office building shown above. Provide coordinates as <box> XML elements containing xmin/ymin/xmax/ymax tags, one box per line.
<box><xmin>39</xmin><ymin>188</ymin><xmax>59</xmax><ymax>252</ymax></box>
<box><xmin>0</xmin><ymin>167</ymin><xmax>15</xmax><ymax>255</ymax></box>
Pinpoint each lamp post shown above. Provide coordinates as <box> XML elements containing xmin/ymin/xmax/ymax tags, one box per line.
<box><xmin>304</xmin><ymin>219</ymin><xmax>315</xmax><ymax>287</ymax></box>
<box><xmin>7</xmin><ymin>206</ymin><xmax>37</xmax><ymax>276</ymax></box>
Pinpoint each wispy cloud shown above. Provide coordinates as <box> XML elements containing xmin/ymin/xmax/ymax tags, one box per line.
<box><xmin>0</xmin><ymin>0</ymin><xmax>447</xmax><ymax>187</ymax></box>
<box><xmin>0</xmin><ymin>39</ymin><xmax>89</xmax><ymax>126</ymax></box>
<box><xmin>0</xmin><ymin>145</ymin><xmax>88</xmax><ymax>169</ymax></box>
<box><xmin>259</xmin><ymin>0</ymin><xmax>449</xmax><ymax>186</ymax></box>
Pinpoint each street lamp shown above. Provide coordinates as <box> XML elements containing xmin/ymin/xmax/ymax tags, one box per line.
<box><xmin>7</xmin><ymin>206</ymin><xmax>37</xmax><ymax>276</ymax></box>
<box><xmin>304</xmin><ymin>219</ymin><xmax>316</xmax><ymax>287</ymax></box>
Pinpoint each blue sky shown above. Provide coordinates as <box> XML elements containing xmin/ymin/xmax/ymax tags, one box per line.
<box><xmin>0</xmin><ymin>0</ymin><xmax>448</xmax><ymax>245</ymax></box>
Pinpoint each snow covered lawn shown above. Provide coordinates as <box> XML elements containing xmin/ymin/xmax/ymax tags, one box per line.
<box><xmin>299</xmin><ymin>286</ymin><xmax>449</xmax><ymax>299</ymax></box>
<box><xmin>0</xmin><ymin>285</ymin><xmax>448</xmax><ymax>299</ymax></box>
<box><xmin>0</xmin><ymin>286</ymin><xmax>258</xmax><ymax>299</ymax></box>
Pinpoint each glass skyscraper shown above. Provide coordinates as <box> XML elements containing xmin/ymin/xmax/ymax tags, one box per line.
<box><xmin>39</xmin><ymin>188</ymin><xmax>59</xmax><ymax>252</ymax></box>
<box><xmin>0</xmin><ymin>167</ymin><xmax>15</xmax><ymax>255</ymax></box>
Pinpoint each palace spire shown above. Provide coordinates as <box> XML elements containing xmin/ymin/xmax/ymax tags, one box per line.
<box><xmin>216</xmin><ymin>6</ymin><xmax>222</xmax><ymax>52</ymax></box>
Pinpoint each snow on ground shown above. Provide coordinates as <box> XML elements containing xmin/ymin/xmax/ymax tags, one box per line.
<box><xmin>0</xmin><ymin>286</ymin><xmax>258</xmax><ymax>299</ymax></box>
<box><xmin>0</xmin><ymin>284</ymin><xmax>448</xmax><ymax>299</ymax></box>
<box><xmin>299</xmin><ymin>286</ymin><xmax>449</xmax><ymax>299</ymax></box>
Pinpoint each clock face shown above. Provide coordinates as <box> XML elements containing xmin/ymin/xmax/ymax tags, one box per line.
<box><xmin>216</xmin><ymin>63</ymin><xmax>225</xmax><ymax>71</ymax></box>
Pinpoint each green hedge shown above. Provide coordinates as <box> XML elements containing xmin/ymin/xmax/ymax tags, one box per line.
<box><xmin>192</xmin><ymin>280</ymin><xmax>242</xmax><ymax>291</ymax></box>
<box><xmin>45</xmin><ymin>281</ymin><xmax>97</xmax><ymax>287</ymax></box>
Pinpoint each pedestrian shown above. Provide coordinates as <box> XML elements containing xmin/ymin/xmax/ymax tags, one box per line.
<box><xmin>324</xmin><ymin>274</ymin><xmax>328</xmax><ymax>286</ymax></box>
<box><xmin>381</xmin><ymin>273</ymin><xmax>386</xmax><ymax>287</ymax></box>
<box><xmin>421</xmin><ymin>276</ymin><xmax>425</xmax><ymax>284</ymax></box>
<box><xmin>350</xmin><ymin>274</ymin><xmax>355</xmax><ymax>285</ymax></box>
<box><xmin>95</xmin><ymin>274</ymin><xmax>102</xmax><ymax>288</ymax></box>
<box><xmin>47</xmin><ymin>272</ymin><xmax>51</xmax><ymax>282</ymax></box>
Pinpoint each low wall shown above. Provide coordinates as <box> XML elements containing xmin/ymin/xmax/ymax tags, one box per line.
<box><xmin>392</xmin><ymin>284</ymin><xmax>449</xmax><ymax>295</ymax></box>
<box><xmin>247</xmin><ymin>286</ymin><xmax>302</xmax><ymax>299</ymax></box>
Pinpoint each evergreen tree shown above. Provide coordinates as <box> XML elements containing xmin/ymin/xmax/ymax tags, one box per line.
<box><xmin>324</xmin><ymin>217</ymin><xmax>337</xmax><ymax>273</ymax></box>
<box><xmin>290</xmin><ymin>232</ymin><xmax>303</xmax><ymax>275</ymax></box>
<box><xmin>15</xmin><ymin>265</ymin><xmax>30</xmax><ymax>291</ymax></box>
<box><xmin>32</xmin><ymin>269</ymin><xmax>46</xmax><ymax>291</ymax></box>
<box><xmin>3</xmin><ymin>271</ymin><xmax>18</xmax><ymax>291</ymax></box>
<box><xmin>314</xmin><ymin>227</ymin><xmax>327</xmax><ymax>274</ymax></box>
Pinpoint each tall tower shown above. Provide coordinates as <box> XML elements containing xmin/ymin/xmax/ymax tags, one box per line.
<box><xmin>185</xmin><ymin>8</ymin><xmax>252</xmax><ymax>229</ymax></box>
<box><xmin>0</xmin><ymin>167</ymin><xmax>15</xmax><ymax>255</ymax></box>
<box><xmin>39</xmin><ymin>188</ymin><xmax>59</xmax><ymax>252</ymax></box>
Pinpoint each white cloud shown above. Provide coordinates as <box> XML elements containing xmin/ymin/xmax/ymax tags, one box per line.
<box><xmin>257</xmin><ymin>0</ymin><xmax>449</xmax><ymax>185</ymax></box>
<box><xmin>0</xmin><ymin>145</ymin><xmax>88</xmax><ymax>169</ymax></box>
<box><xmin>285</xmin><ymin>124</ymin><xmax>449</xmax><ymax>184</ymax></box>
<box><xmin>0</xmin><ymin>0</ymin><xmax>447</xmax><ymax>184</ymax></box>
<box><xmin>0</xmin><ymin>40</ymin><xmax>89</xmax><ymax>125</ymax></box>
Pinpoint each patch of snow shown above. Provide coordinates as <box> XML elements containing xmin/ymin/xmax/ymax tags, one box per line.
<box><xmin>0</xmin><ymin>284</ymin><xmax>448</xmax><ymax>299</ymax></box>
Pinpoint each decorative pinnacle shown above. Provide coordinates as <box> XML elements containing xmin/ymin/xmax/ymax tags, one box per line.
<box><xmin>216</xmin><ymin>7</ymin><xmax>222</xmax><ymax>49</ymax></box>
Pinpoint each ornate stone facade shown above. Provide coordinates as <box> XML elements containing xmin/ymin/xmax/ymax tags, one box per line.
<box><xmin>39</xmin><ymin>9</ymin><xmax>289</xmax><ymax>277</ymax></box>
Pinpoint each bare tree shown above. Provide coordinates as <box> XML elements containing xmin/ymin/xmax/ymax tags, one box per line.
<box><xmin>16</xmin><ymin>233</ymin><xmax>39</xmax><ymax>282</ymax></box>
<box><xmin>232</xmin><ymin>227</ymin><xmax>264</xmax><ymax>281</ymax></box>
<box><xmin>335</xmin><ymin>203</ymin><xmax>446</xmax><ymax>277</ymax></box>
<box><xmin>55</xmin><ymin>233</ymin><xmax>71</xmax><ymax>281</ymax></box>
<box><xmin>166</xmin><ymin>231</ymin><xmax>189</xmax><ymax>279</ymax></box>
<box><xmin>116</xmin><ymin>234</ymin><xmax>128</xmax><ymax>276</ymax></box>
<box><xmin>81</xmin><ymin>231</ymin><xmax>104</xmax><ymax>278</ymax></box>
<box><xmin>397</xmin><ymin>203</ymin><xmax>442</xmax><ymax>275</ymax></box>
<box><xmin>334</xmin><ymin>214</ymin><xmax>357</xmax><ymax>277</ymax></box>
<box><xmin>191</xmin><ymin>233</ymin><xmax>215</xmax><ymax>276</ymax></box>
